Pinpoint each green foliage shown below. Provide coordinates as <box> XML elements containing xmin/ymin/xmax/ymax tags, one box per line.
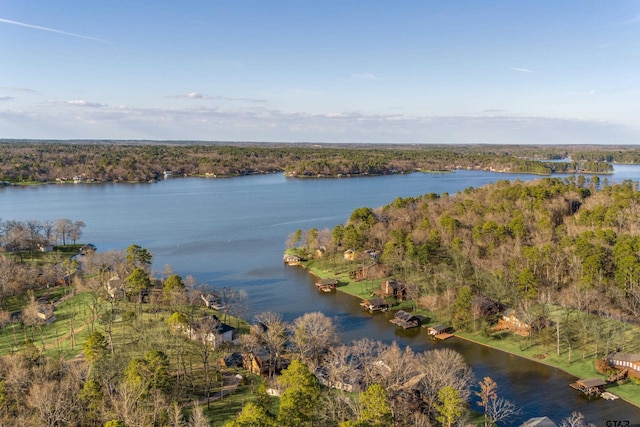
<box><xmin>277</xmin><ymin>359</ymin><xmax>321</xmax><ymax>427</ymax></box>
<box><xmin>163</xmin><ymin>274</ymin><xmax>185</xmax><ymax>304</ymax></box>
<box><xmin>104</xmin><ymin>420</ymin><xmax>127</xmax><ymax>427</ymax></box>
<box><xmin>0</xmin><ymin>142</ymin><xmax>621</xmax><ymax>184</ymax></box>
<box><xmin>358</xmin><ymin>384</ymin><xmax>393</xmax><ymax>427</ymax></box>
<box><xmin>83</xmin><ymin>331</ymin><xmax>108</xmax><ymax>363</ymax></box>
<box><xmin>125</xmin><ymin>350</ymin><xmax>173</xmax><ymax>392</ymax></box>
<box><xmin>126</xmin><ymin>268</ymin><xmax>151</xmax><ymax>300</ymax></box>
<box><xmin>167</xmin><ymin>311</ymin><xmax>188</xmax><ymax>329</ymax></box>
<box><xmin>224</xmin><ymin>402</ymin><xmax>276</xmax><ymax>427</ymax></box>
<box><xmin>452</xmin><ymin>285</ymin><xmax>473</xmax><ymax>331</ymax></box>
<box><xmin>435</xmin><ymin>386</ymin><xmax>465</xmax><ymax>427</ymax></box>
<box><xmin>126</xmin><ymin>244</ymin><xmax>152</xmax><ymax>269</ymax></box>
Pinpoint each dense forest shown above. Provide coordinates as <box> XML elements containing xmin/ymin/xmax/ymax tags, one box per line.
<box><xmin>291</xmin><ymin>176</ymin><xmax>640</xmax><ymax>363</ymax></box>
<box><xmin>0</xmin><ymin>140</ymin><xmax>624</xmax><ymax>183</ymax></box>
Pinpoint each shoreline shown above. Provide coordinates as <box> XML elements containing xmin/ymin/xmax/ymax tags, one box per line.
<box><xmin>293</xmin><ymin>260</ymin><xmax>640</xmax><ymax>410</ymax></box>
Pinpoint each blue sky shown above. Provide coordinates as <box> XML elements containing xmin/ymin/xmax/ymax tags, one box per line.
<box><xmin>1</xmin><ymin>1</ymin><xmax>639</xmax><ymax>144</ymax></box>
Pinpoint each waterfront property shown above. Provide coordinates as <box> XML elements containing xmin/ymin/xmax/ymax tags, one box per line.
<box><xmin>360</xmin><ymin>297</ymin><xmax>389</xmax><ymax>312</ymax></box>
<box><xmin>283</xmin><ymin>253</ymin><xmax>301</xmax><ymax>265</ymax></box>
<box><xmin>425</xmin><ymin>324</ymin><xmax>454</xmax><ymax>340</ymax></box>
<box><xmin>314</xmin><ymin>367</ymin><xmax>364</xmax><ymax>393</ymax></box>
<box><xmin>378</xmin><ymin>279</ymin><xmax>406</xmax><ymax>301</ymax></box>
<box><xmin>607</xmin><ymin>351</ymin><xmax>640</xmax><ymax>379</ymax></box>
<box><xmin>352</xmin><ymin>262</ymin><xmax>391</xmax><ymax>282</ymax></box>
<box><xmin>498</xmin><ymin>308</ymin><xmax>532</xmax><ymax>336</ymax></box>
<box><xmin>389</xmin><ymin>310</ymin><xmax>420</xmax><ymax>329</ymax></box>
<box><xmin>569</xmin><ymin>378</ymin><xmax>607</xmax><ymax>396</ymax></box>
<box><xmin>472</xmin><ymin>294</ymin><xmax>506</xmax><ymax>318</ymax></box>
<box><xmin>315</xmin><ymin>278</ymin><xmax>339</xmax><ymax>292</ymax></box>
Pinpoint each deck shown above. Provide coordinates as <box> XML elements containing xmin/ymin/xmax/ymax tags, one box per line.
<box><xmin>433</xmin><ymin>332</ymin><xmax>454</xmax><ymax>340</ymax></box>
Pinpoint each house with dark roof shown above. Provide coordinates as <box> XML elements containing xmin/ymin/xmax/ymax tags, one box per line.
<box><xmin>607</xmin><ymin>351</ymin><xmax>640</xmax><ymax>379</ymax></box>
<box><xmin>360</xmin><ymin>297</ymin><xmax>389</xmax><ymax>312</ymax></box>
<box><xmin>569</xmin><ymin>377</ymin><xmax>607</xmax><ymax>396</ymax></box>
<box><xmin>379</xmin><ymin>279</ymin><xmax>407</xmax><ymax>300</ymax></box>
<box><xmin>389</xmin><ymin>310</ymin><xmax>420</xmax><ymax>329</ymax></box>
<box><xmin>315</xmin><ymin>278</ymin><xmax>338</xmax><ymax>292</ymax></box>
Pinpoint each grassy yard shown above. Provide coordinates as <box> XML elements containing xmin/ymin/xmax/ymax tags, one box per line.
<box><xmin>296</xmin><ymin>255</ymin><xmax>640</xmax><ymax>410</ymax></box>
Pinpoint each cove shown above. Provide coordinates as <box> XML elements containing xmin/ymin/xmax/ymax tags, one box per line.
<box><xmin>3</xmin><ymin>167</ymin><xmax>640</xmax><ymax>425</ymax></box>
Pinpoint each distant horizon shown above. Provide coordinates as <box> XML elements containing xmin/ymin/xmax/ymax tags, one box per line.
<box><xmin>2</xmin><ymin>2</ymin><xmax>639</xmax><ymax>144</ymax></box>
<box><xmin>1</xmin><ymin>138</ymin><xmax>638</xmax><ymax>148</ymax></box>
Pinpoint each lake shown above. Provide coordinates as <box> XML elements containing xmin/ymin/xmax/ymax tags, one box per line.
<box><xmin>3</xmin><ymin>166</ymin><xmax>640</xmax><ymax>425</ymax></box>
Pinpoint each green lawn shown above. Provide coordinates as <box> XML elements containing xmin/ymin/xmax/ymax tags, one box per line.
<box><xmin>296</xmin><ymin>255</ymin><xmax>640</xmax><ymax>410</ymax></box>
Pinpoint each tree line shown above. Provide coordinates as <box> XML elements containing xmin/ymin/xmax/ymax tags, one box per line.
<box><xmin>291</xmin><ymin>176</ymin><xmax>640</xmax><ymax>364</ymax></box>
<box><xmin>0</xmin><ymin>141</ymin><xmax>627</xmax><ymax>183</ymax></box>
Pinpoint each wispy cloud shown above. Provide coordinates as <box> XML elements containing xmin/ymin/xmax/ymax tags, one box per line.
<box><xmin>166</xmin><ymin>92</ymin><xmax>266</xmax><ymax>103</ymax></box>
<box><xmin>0</xmin><ymin>86</ymin><xmax>35</xmax><ymax>92</ymax></box>
<box><xmin>66</xmin><ymin>100</ymin><xmax>107</xmax><ymax>107</ymax></box>
<box><xmin>0</xmin><ymin>17</ymin><xmax>108</xmax><ymax>42</ymax></box>
<box><xmin>510</xmin><ymin>67</ymin><xmax>533</xmax><ymax>73</ymax></box>
<box><xmin>0</xmin><ymin>96</ymin><xmax>14</xmax><ymax>101</ymax></box>
<box><xmin>3</xmin><ymin>102</ymin><xmax>637</xmax><ymax>145</ymax></box>
<box><xmin>351</xmin><ymin>72</ymin><xmax>377</xmax><ymax>80</ymax></box>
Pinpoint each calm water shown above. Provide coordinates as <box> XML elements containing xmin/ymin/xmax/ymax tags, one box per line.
<box><xmin>3</xmin><ymin>166</ymin><xmax>640</xmax><ymax>425</ymax></box>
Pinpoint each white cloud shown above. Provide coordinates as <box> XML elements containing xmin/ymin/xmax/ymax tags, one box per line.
<box><xmin>66</xmin><ymin>100</ymin><xmax>107</xmax><ymax>107</ymax></box>
<box><xmin>0</xmin><ymin>17</ymin><xmax>108</xmax><ymax>42</ymax></box>
<box><xmin>166</xmin><ymin>93</ymin><xmax>266</xmax><ymax>103</ymax></box>
<box><xmin>510</xmin><ymin>67</ymin><xmax>533</xmax><ymax>73</ymax></box>
<box><xmin>1</xmin><ymin>103</ymin><xmax>638</xmax><ymax>145</ymax></box>
<box><xmin>0</xmin><ymin>96</ymin><xmax>13</xmax><ymax>101</ymax></box>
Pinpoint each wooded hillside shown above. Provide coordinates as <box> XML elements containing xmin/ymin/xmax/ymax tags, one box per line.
<box><xmin>296</xmin><ymin>176</ymin><xmax>640</xmax><ymax>340</ymax></box>
<box><xmin>0</xmin><ymin>141</ymin><xmax>623</xmax><ymax>183</ymax></box>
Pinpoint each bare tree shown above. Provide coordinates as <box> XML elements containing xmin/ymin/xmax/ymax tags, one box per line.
<box><xmin>27</xmin><ymin>378</ymin><xmax>79</xmax><ymax>427</ymax></box>
<box><xmin>187</xmin><ymin>404</ymin><xmax>209</xmax><ymax>427</ymax></box>
<box><xmin>54</xmin><ymin>218</ymin><xmax>74</xmax><ymax>246</ymax></box>
<box><xmin>417</xmin><ymin>348</ymin><xmax>474</xmax><ymax>417</ymax></box>
<box><xmin>253</xmin><ymin>312</ymin><xmax>288</xmax><ymax>378</ymax></box>
<box><xmin>291</xmin><ymin>311</ymin><xmax>337</xmax><ymax>369</ymax></box>
<box><xmin>485</xmin><ymin>396</ymin><xmax>519</xmax><ymax>426</ymax></box>
<box><xmin>560</xmin><ymin>411</ymin><xmax>597</xmax><ymax>427</ymax></box>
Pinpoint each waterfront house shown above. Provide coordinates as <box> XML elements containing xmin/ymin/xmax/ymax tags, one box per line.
<box><xmin>472</xmin><ymin>295</ymin><xmax>506</xmax><ymax>318</ymax></box>
<box><xmin>607</xmin><ymin>351</ymin><xmax>640</xmax><ymax>379</ymax></box>
<box><xmin>360</xmin><ymin>297</ymin><xmax>389</xmax><ymax>312</ymax></box>
<box><xmin>315</xmin><ymin>278</ymin><xmax>339</xmax><ymax>292</ymax></box>
<box><xmin>283</xmin><ymin>253</ymin><xmax>301</xmax><ymax>265</ymax></box>
<box><xmin>243</xmin><ymin>349</ymin><xmax>270</xmax><ymax>375</ymax></box>
<box><xmin>389</xmin><ymin>310</ymin><xmax>420</xmax><ymax>329</ymax></box>
<box><xmin>219</xmin><ymin>352</ymin><xmax>244</xmax><ymax>368</ymax></box>
<box><xmin>501</xmin><ymin>308</ymin><xmax>529</xmax><ymax>334</ymax></box>
<box><xmin>314</xmin><ymin>367</ymin><xmax>364</xmax><ymax>393</ymax></box>
<box><xmin>379</xmin><ymin>279</ymin><xmax>406</xmax><ymax>300</ymax></box>
<box><xmin>80</xmin><ymin>243</ymin><xmax>96</xmax><ymax>254</ymax></box>
<box><xmin>353</xmin><ymin>262</ymin><xmax>392</xmax><ymax>282</ymax></box>
<box><xmin>183</xmin><ymin>314</ymin><xmax>236</xmax><ymax>348</ymax></box>
<box><xmin>426</xmin><ymin>324</ymin><xmax>454</xmax><ymax>339</ymax></box>
<box><xmin>569</xmin><ymin>378</ymin><xmax>607</xmax><ymax>396</ymax></box>
<box><xmin>201</xmin><ymin>293</ymin><xmax>224</xmax><ymax>310</ymax></box>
